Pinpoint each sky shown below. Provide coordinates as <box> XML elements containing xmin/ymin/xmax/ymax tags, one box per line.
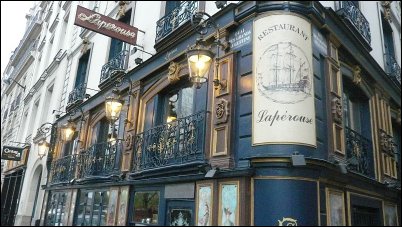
<box><xmin>1</xmin><ymin>1</ymin><xmax>35</xmax><ymax>78</ymax></box>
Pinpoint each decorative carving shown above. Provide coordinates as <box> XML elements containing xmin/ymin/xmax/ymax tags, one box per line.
<box><xmin>81</xmin><ymin>37</ymin><xmax>90</xmax><ymax>53</ymax></box>
<box><xmin>117</xmin><ymin>1</ymin><xmax>129</xmax><ymax>19</ymax></box>
<box><xmin>332</xmin><ymin>97</ymin><xmax>343</xmax><ymax>123</ymax></box>
<box><xmin>124</xmin><ymin>133</ymin><xmax>133</xmax><ymax>150</ymax></box>
<box><xmin>168</xmin><ymin>61</ymin><xmax>181</xmax><ymax>84</ymax></box>
<box><xmin>278</xmin><ymin>217</ymin><xmax>298</xmax><ymax>226</ymax></box>
<box><xmin>215</xmin><ymin>99</ymin><xmax>229</xmax><ymax>124</ymax></box>
<box><xmin>379</xmin><ymin>129</ymin><xmax>395</xmax><ymax>154</ymax></box>
<box><xmin>353</xmin><ymin>65</ymin><xmax>362</xmax><ymax>85</ymax></box>
<box><xmin>381</xmin><ymin>1</ymin><xmax>393</xmax><ymax>21</ymax></box>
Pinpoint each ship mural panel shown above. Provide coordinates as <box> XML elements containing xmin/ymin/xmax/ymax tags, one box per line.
<box><xmin>257</xmin><ymin>42</ymin><xmax>312</xmax><ymax>104</ymax></box>
<box><xmin>253</xmin><ymin>14</ymin><xmax>316</xmax><ymax>147</ymax></box>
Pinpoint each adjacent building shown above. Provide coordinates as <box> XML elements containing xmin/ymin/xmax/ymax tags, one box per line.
<box><xmin>1</xmin><ymin>1</ymin><xmax>401</xmax><ymax>226</ymax></box>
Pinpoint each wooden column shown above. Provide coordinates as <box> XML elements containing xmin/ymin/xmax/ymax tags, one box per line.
<box><xmin>121</xmin><ymin>81</ymin><xmax>141</xmax><ymax>172</ymax></box>
<box><xmin>210</xmin><ymin>53</ymin><xmax>235</xmax><ymax>169</ymax></box>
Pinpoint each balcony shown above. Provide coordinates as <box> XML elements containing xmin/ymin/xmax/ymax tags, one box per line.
<box><xmin>385</xmin><ymin>55</ymin><xmax>401</xmax><ymax>86</ymax></box>
<box><xmin>66</xmin><ymin>83</ymin><xmax>87</xmax><ymax>111</ymax></box>
<box><xmin>132</xmin><ymin>111</ymin><xmax>207</xmax><ymax>174</ymax></box>
<box><xmin>155</xmin><ymin>1</ymin><xmax>199</xmax><ymax>43</ymax></box>
<box><xmin>9</xmin><ymin>10</ymin><xmax>42</xmax><ymax>68</ymax></box>
<box><xmin>345</xmin><ymin>127</ymin><xmax>374</xmax><ymax>178</ymax></box>
<box><xmin>76</xmin><ymin>141</ymin><xmax>122</xmax><ymax>180</ymax></box>
<box><xmin>49</xmin><ymin>154</ymin><xmax>77</xmax><ymax>185</ymax></box>
<box><xmin>8</xmin><ymin>40</ymin><xmax>37</xmax><ymax>82</ymax></box>
<box><xmin>99</xmin><ymin>50</ymin><xmax>129</xmax><ymax>87</ymax></box>
<box><xmin>337</xmin><ymin>1</ymin><xmax>371</xmax><ymax>47</ymax></box>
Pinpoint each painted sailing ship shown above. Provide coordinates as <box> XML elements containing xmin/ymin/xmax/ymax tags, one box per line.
<box><xmin>263</xmin><ymin>42</ymin><xmax>310</xmax><ymax>94</ymax></box>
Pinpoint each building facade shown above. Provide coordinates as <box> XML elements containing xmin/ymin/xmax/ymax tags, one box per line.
<box><xmin>1</xmin><ymin>1</ymin><xmax>401</xmax><ymax>226</ymax></box>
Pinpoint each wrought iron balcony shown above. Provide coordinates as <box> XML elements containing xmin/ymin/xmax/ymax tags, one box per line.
<box><xmin>99</xmin><ymin>50</ymin><xmax>129</xmax><ymax>85</ymax></box>
<box><xmin>155</xmin><ymin>1</ymin><xmax>199</xmax><ymax>42</ymax></box>
<box><xmin>385</xmin><ymin>55</ymin><xmax>401</xmax><ymax>86</ymax></box>
<box><xmin>345</xmin><ymin>127</ymin><xmax>374</xmax><ymax>178</ymax></box>
<box><xmin>67</xmin><ymin>83</ymin><xmax>87</xmax><ymax>107</ymax></box>
<box><xmin>132</xmin><ymin>111</ymin><xmax>207</xmax><ymax>173</ymax></box>
<box><xmin>76</xmin><ymin>141</ymin><xmax>122</xmax><ymax>179</ymax></box>
<box><xmin>49</xmin><ymin>154</ymin><xmax>77</xmax><ymax>184</ymax></box>
<box><xmin>337</xmin><ymin>1</ymin><xmax>371</xmax><ymax>46</ymax></box>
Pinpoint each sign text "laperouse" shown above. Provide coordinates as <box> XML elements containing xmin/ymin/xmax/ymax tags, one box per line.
<box><xmin>78</xmin><ymin>13</ymin><xmax>136</xmax><ymax>39</ymax></box>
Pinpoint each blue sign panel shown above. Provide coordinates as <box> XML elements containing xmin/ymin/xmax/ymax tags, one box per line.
<box><xmin>254</xmin><ymin>179</ymin><xmax>318</xmax><ymax>226</ymax></box>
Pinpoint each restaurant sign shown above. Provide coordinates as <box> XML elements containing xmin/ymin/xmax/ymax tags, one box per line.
<box><xmin>74</xmin><ymin>5</ymin><xmax>138</xmax><ymax>45</ymax></box>
<box><xmin>253</xmin><ymin>14</ymin><xmax>316</xmax><ymax>147</ymax></box>
<box><xmin>2</xmin><ymin>146</ymin><xmax>24</xmax><ymax>161</ymax></box>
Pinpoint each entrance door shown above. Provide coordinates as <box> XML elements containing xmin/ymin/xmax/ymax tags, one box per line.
<box><xmin>166</xmin><ymin>200</ymin><xmax>194</xmax><ymax>226</ymax></box>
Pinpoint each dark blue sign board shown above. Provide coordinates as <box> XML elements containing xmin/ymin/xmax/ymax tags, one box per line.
<box><xmin>253</xmin><ymin>179</ymin><xmax>319</xmax><ymax>226</ymax></box>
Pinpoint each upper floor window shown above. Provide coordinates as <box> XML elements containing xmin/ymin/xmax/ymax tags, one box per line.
<box><xmin>108</xmin><ymin>9</ymin><xmax>131</xmax><ymax>61</ymax></box>
<box><xmin>75</xmin><ymin>50</ymin><xmax>91</xmax><ymax>88</ymax></box>
<box><xmin>382</xmin><ymin>13</ymin><xmax>396</xmax><ymax>74</ymax></box>
<box><xmin>144</xmin><ymin>81</ymin><xmax>196</xmax><ymax>131</ymax></box>
<box><xmin>62</xmin><ymin>131</ymin><xmax>78</xmax><ymax>157</ymax></box>
<box><xmin>342</xmin><ymin>79</ymin><xmax>370</xmax><ymax>136</ymax></box>
<box><xmin>164</xmin><ymin>1</ymin><xmax>181</xmax><ymax>15</ymax></box>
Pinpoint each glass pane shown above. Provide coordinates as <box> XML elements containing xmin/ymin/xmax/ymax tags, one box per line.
<box><xmin>134</xmin><ymin>191</ymin><xmax>160</xmax><ymax>224</ymax></box>
<box><xmin>178</xmin><ymin>87</ymin><xmax>194</xmax><ymax>118</ymax></box>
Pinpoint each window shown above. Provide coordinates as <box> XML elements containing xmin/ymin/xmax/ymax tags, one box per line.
<box><xmin>91</xmin><ymin>118</ymin><xmax>109</xmax><ymax>145</ymax></box>
<box><xmin>133</xmin><ymin>191</ymin><xmax>160</xmax><ymax>225</ymax></box>
<box><xmin>382</xmin><ymin>13</ymin><xmax>396</xmax><ymax>75</ymax></box>
<box><xmin>342</xmin><ymin>80</ymin><xmax>370</xmax><ymax>135</ymax></box>
<box><xmin>62</xmin><ymin>131</ymin><xmax>78</xmax><ymax>156</ymax></box>
<box><xmin>165</xmin><ymin>1</ymin><xmax>181</xmax><ymax>15</ymax></box>
<box><xmin>74</xmin><ymin>50</ymin><xmax>90</xmax><ymax>89</ymax></box>
<box><xmin>351</xmin><ymin>205</ymin><xmax>381</xmax><ymax>226</ymax></box>
<box><xmin>45</xmin><ymin>192</ymin><xmax>67</xmax><ymax>226</ymax></box>
<box><xmin>144</xmin><ymin>81</ymin><xmax>196</xmax><ymax>130</ymax></box>
<box><xmin>74</xmin><ymin>190</ymin><xmax>109</xmax><ymax>226</ymax></box>
<box><xmin>108</xmin><ymin>9</ymin><xmax>131</xmax><ymax>61</ymax></box>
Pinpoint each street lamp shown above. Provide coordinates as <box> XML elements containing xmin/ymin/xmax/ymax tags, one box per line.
<box><xmin>105</xmin><ymin>89</ymin><xmax>124</xmax><ymax>122</ymax></box>
<box><xmin>60</xmin><ymin>120</ymin><xmax>76</xmax><ymax>141</ymax></box>
<box><xmin>187</xmin><ymin>43</ymin><xmax>214</xmax><ymax>88</ymax></box>
<box><xmin>38</xmin><ymin>140</ymin><xmax>50</xmax><ymax>160</ymax></box>
<box><xmin>36</xmin><ymin>122</ymin><xmax>55</xmax><ymax>160</ymax></box>
<box><xmin>186</xmin><ymin>12</ymin><xmax>229</xmax><ymax>89</ymax></box>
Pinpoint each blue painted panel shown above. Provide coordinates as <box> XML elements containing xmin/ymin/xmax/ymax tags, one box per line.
<box><xmin>239</xmin><ymin>114</ymin><xmax>252</xmax><ymax>138</ymax></box>
<box><xmin>238</xmin><ymin>94</ymin><xmax>252</xmax><ymax>117</ymax></box>
<box><xmin>254</xmin><ymin>179</ymin><xmax>318</xmax><ymax>226</ymax></box>
<box><xmin>238</xmin><ymin>54</ymin><xmax>252</xmax><ymax>76</ymax></box>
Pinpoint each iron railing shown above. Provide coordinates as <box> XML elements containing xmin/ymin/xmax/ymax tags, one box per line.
<box><xmin>384</xmin><ymin>55</ymin><xmax>401</xmax><ymax>85</ymax></box>
<box><xmin>99</xmin><ymin>50</ymin><xmax>129</xmax><ymax>84</ymax></box>
<box><xmin>345</xmin><ymin>127</ymin><xmax>373</xmax><ymax>177</ymax></box>
<box><xmin>132</xmin><ymin>111</ymin><xmax>207</xmax><ymax>173</ymax></box>
<box><xmin>337</xmin><ymin>1</ymin><xmax>371</xmax><ymax>46</ymax></box>
<box><xmin>49</xmin><ymin>154</ymin><xmax>77</xmax><ymax>184</ymax></box>
<box><xmin>67</xmin><ymin>83</ymin><xmax>87</xmax><ymax>107</ymax></box>
<box><xmin>76</xmin><ymin>141</ymin><xmax>122</xmax><ymax>179</ymax></box>
<box><xmin>155</xmin><ymin>1</ymin><xmax>199</xmax><ymax>42</ymax></box>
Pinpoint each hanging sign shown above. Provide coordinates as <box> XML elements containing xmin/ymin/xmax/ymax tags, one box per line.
<box><xmin>253</xmin><ymin>14</ymin><xmax>316</xmax><ymax>147</ymax></box>
<box><xmin>2</xmin><ymin>146</ymin><xmax>24</xmax><ymax>161</ymax></box>
<box><xmin>74</xmin><ymin>5</ymin><xmax>138</xmax><ymax>45</ymax></box>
